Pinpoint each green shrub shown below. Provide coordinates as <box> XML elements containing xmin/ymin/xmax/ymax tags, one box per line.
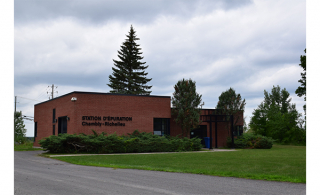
<box><xmin>39</xmin><ymin>130</ymin><xmax>202</xmax><ymax>154</ymax></box>
<box><xmin>227</xmin><ymin>133</ymin><xmax>274</xmax><ymax>149</ymax></box>
<box><xmin>253</xmin><ymin>136</ymin><xmax>274</xmax><ymax>149</ymax></box>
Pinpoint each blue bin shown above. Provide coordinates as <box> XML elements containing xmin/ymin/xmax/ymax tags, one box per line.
<box><xmin>204</xmin><ymin>137</ymin><xmax>211</xmax><ymax>148</ymax></box>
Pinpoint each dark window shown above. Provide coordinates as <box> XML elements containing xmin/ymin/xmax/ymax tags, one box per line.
<box><xmin>153</xmin><ymin>118</ymin><xmax>170</xmax><ymax>136</ymax></box>
<box><xmin>34</xmin><ymin>122</ymin><xmax>37</xmax><ymax>138</ymax></box>
<box><xmin>58</xmin><ymin>117</ymin><xmax>67</xmax><ymax>134</ymax></box>
<box><xmin>233</xmin><ymin>126</ymin><xmax>243</xmax><ymax>136</ymax></box>
<box><xmin>53</xmin><ymin>109</ymin><xmax>56</xmax><ymax>123</ymax></box>
<box><xmin>190</xmin><ymin>125</ymin><xmax>207</xmax><ymax>146</ymax></box>
<box><xmin>53</xmin><ymin>125</ymin><xmax>55</xmax><ymax>135</ymax></box>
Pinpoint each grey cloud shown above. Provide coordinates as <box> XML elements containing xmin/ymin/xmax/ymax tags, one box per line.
<box><xmin>15</xmin><ymin>72</ymin><xmax>111</xmax><ymax>90</ymax></box>
<box><xmin>14</xmin><ymin>0</ymin><xmax>306</xmax><ymax>136</ymax></box>
<box><xmin>15</xmin><ymin>0</ymin><xmax>253</xmax><ymax>25</ymax></box>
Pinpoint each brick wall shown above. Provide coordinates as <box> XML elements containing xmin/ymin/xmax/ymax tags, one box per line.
<box><xmin>170</xmin><ymin>109</ymin><xmax>244</xmax><ymax>148</ymax></box>
<box><xmin>34</xmin><ymin>92</ymin><xmax>244</xmax><ymax>148</ymax></box>
<box><xmin>34</xmin><ymin>92</ymin><xmax>171</xmax><ymax>147</ymax></box>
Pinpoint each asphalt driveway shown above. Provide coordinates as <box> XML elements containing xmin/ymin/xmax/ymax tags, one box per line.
<box><xmin>14</xmin><ymin>151</ymin><xmax>306</xmax><ymax>195</ymax></box>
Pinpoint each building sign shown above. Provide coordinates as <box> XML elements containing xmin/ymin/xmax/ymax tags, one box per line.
<box><xmin>81</xmin><ymin>116</ymin><xmax>132</xmax><ymax>127</ymax></box>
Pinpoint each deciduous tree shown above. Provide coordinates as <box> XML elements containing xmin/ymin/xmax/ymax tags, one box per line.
<box><xmin>295</xmin><ymin>49</ymin><xmax>306</xmax><ymax>115</ymax></box>
<box><xmin>14</xmin><ymin>111</ymin><xmax>27</xmax><ymax>144</ymax></box>
<box><xmin>250</xmin><ymin>85</ymin><xmax>305</xmax><ymax>144</ymax></box>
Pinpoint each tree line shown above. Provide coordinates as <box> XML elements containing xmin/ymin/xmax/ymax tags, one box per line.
<box><xmin>107</xmin><ymin>25</ymin><xmax>306</xmax><ymax>144</ymax></box>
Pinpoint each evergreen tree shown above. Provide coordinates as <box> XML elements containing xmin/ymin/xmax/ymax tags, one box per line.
<box><xmin>295</xmin><ymin>49</ymin><xmax>306</xmax><ymax>115</ymax></box>
<box><xmin>107</xmin><ymin>25</ymin><xmax>152</xmax><ymax>95</ymax></box>
<box><xmin>172</xmin><ymin>79</ymin><xmax>204</xmax><ymax>137</ymax></box>
<box><xmin>216</xmin><ymin>87</ymin><xmax>246</xmax><ymax>135</ymax></box>
<box><xmin>14</xmin><ymin>111</ymin><xmax>27</xmax><ymax>144</ymax></box>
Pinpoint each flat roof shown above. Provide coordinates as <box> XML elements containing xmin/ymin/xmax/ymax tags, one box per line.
<box><xmin>35</xmin><ymin>91</ymin><xmax>171</xmax><ymax>106</ymax></box>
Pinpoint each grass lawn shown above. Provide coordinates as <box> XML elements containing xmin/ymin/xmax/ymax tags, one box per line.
<box><xmin>51</xmin><ymin>144</ymin><xmax>306</xmax><ymax>183</ymax></box>
<box><xmin>14</xmin><ymin>142</ymin><xmax>43</xmax><ymax>151</ymax></box>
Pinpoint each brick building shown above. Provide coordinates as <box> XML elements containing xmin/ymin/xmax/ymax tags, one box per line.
<box><xmin>33</xmin><ymin>91</ymin><xmax>243</xmax><ymax>148</ymax></box>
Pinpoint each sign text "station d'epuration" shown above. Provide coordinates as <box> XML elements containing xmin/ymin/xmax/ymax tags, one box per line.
<box><xmin>82</xmin><ymin>116</ymin><xmax>132</xmax><ymax>127</ymax></box>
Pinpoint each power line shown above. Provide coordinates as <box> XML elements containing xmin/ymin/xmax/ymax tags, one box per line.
<box><xmin>35</xmin><ymin>87</ymin><xmax>50</xmax><ymax>100</ymax></box>
<box><xmin>37</xmin><ymin>92</ymin><xmax>50</xmax><ymax>101</ymax></box>
<box><xmin>16</xmin><ymin>96</ymin><xmax>41</xmax><ymax>102</ymax></box>
<box><xmin>15</xmin><ymin>96</ymin><xmax>41</xmax><ymax>110</ymax></box>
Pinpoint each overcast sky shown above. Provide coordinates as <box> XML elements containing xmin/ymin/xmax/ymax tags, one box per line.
<box><xmin>14</xmin><ymin>0</ymin><xmax>306</xmax><ymax>137</ymax></box>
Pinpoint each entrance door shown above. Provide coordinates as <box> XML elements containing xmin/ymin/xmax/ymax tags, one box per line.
<box><xmin>58</xmin><ymin>117</ymin><xmax>67</xmax><ymax>134</ymax></box>
<box><xmin>190</xmin><ymin>125</ymin><xmax>207</xmax><ymax>146</ymax></box>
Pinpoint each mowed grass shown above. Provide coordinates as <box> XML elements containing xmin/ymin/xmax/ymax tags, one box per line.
<box><xmin>14</xmin><ymin>142</ymin><xmax>43</xmax><ymax>151</ymax></box>
<box><xmin>51</xmin><ymin>145</ymin><xmax>306</xmax><ymax>183</ymax></box>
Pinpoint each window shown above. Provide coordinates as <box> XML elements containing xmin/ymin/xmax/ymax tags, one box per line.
<box><xmin>233</xmin><ymin>126</ymin><xmax>243</xmax><ymax>136</ymax></box>
<box><xmin>53</xmin><ymin>109</ymin><xmax>56</xmax><ymax>123</ymax></box>
<box><xmin>53</xmin><ymin>125</ymin><xmax>55</xmax><ymax>135</ymax></box>
<box><xmin>34</xmin><ymin>122</ymin><xmax>37</xmax><ymax>138</ymax></box>
<box><xmin>58</xmin><ymin>117</ymin><xmax>67</xmax><ymax>134</ymax></box>
<box><xmin>153</xmin><ymin>118</ymin><xmax>170</xmax><ymax>136</ymax></box>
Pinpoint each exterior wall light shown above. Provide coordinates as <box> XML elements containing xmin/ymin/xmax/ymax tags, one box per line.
<box><xmin>71</xmin><ymin>97</ymin><xmax>77</xmax><ymax>102</ymax></box>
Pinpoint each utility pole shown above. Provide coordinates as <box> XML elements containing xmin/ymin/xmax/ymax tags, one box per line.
<box><xmin>51</xmin><ymin>84</ymin><xmax>54</xmax><ymax>99</ymax></box>
<box><xmin>47</xmin><ymin>84</ymin><xmax>58</xmax><ymax>99</ymax></box>
<box><xmin>15</xmin><ymin>96</ymin><xmax>17</xmax><ymax>113</ymax></box>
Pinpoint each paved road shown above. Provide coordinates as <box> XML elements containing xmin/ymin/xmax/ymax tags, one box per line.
<box><xmin>15</xmin><ymin>151</ymin><xmax>306</xmax><ymax>195</ymax></box>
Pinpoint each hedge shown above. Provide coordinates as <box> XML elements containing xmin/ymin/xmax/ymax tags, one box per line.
<box><xmin>227</xmin><ymin>133</ymin><xmax>274</xmax><ymax>149</ymax></box>
<box><xmin>39</xmin><ymin>130</ymin><xmax>203</xmax><ymax>153</ymax></box>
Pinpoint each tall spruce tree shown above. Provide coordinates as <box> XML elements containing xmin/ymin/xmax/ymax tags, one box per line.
<box><xmin>107</xmin><ymin>25</ymin><xmax>152</xmax><ymax>95</ymax></box>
